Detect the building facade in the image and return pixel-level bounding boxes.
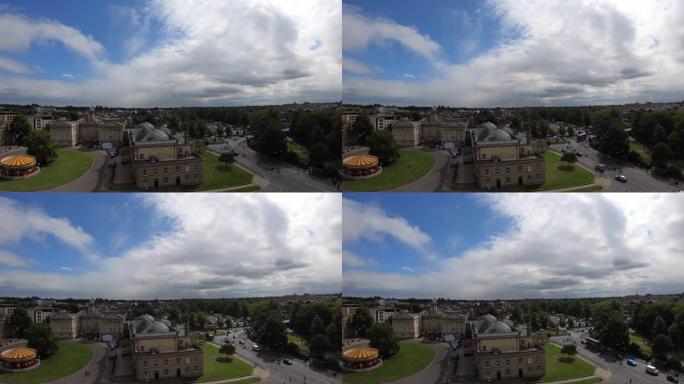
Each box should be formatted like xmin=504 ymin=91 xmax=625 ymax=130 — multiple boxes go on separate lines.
xmin=391 ymin=313 xmax=421 ymax=339
xmin=50 ymin=307 xmax=126 ymax=339
xmin=391 ymin=121 xmax=421 ymax=146
xmin=470 ymin=123 xmax=545 ymax=189
xmin=49 ymin=121 xmax=80 ymax=147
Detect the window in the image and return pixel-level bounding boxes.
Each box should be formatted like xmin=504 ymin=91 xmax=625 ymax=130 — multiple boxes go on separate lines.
xmin=528 ymin=174 xmax=532 ymax=181
xmin=163 ymin=177 xmax=169 ymax=185
xmin=518 ymin=166 xmax=522 ymax=172
xmin=482 ymin=153 xmax=487 ymax=160
xmin=153 ymin=169 xmax=158 ymax=176
xmin=176 ymin=358 xmax=180 ymax=364
xmin=185 ymin=175 xmax=189 ymax=180
xmin=143 ymin=169 xmax=148 ymax=177
xmin=164 ymin=168 xmax=168 ymax=174
xmin=164 ymin=369 xmax=169 ymax=376
xmin=537 ymin=366 xmax=541 ymax=372
xmin=485 ymin=361 xmax=490 ymax=368
xmin=140 ymin=346 xmax=145 ymax=352
xmin=506 ymin=177 xmax=511 ymax=184
xmin=482 ymin=345 xmax=487 ymax=352
xmin=176 ymin=166 xmax=180 ymax=172
xmin=185 ymin=166 xmax=190 ymax=172
xmin=194 ymin=365 xmax=199 ymax=372
xmin=506 ymin=360 xmax=510 ymax=366
xmin=144 ymin=361 xmax=148 ymax=368
xmin=164 ymin=359 xmax=168 ymax=366
xmin=528 ymin=165 xmax=532 ymax=172
xmin=185 ymin=358 xmax=190 ymax=364
xmin=140 ymin=153 xmax=145 ymax=160
xmin=518 ymin=358 xmax=522 ymax=364
xmin=506 ymin=167 xmax=510 ymax=174
xmin=485 ymin=169 xmax=490 ymax=176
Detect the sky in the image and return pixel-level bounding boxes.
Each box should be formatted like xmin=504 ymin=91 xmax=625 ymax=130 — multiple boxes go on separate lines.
xmin=0 ymin=193 xmax=341 ymax=299
xmin=343 ymin=0 xmax=684 ymax=107
xmin=343 ymin=193 xmax=684 ymax=299
xmin=0 ymin=0 xmax=341 ymax=107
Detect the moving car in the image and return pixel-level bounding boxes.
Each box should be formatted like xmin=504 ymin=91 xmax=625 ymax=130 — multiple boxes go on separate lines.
xmin=646 ymin=364 xmax=659 ymax=375
xmin=615 ymin=174 xmax=628 ymax=183
xmin=595 ymin=164 xmax=606 ymax=172
xmin=626 ymin=358 xmax=637 ymax=367
xmin=283 ymin=358 xmax=293 ymax=365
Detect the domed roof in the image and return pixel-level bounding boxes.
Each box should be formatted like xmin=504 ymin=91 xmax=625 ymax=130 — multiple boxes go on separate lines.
xmin=141 ymin=321 xmax=170 ymax=334
xmin=478 ymin=314 xmax=497 ymax=333
xmin=1 ymin=155 xmax=37 ymax=168
xmin=1 ymin=348 xmax=37 ymax=362
xmin=484 ymin=320 xmax=513 ymax=334
xmin=343 ymin=347 xmax=379 ymax=362
xmin=135 ymin=122 xmax=155 ymax=131
xmin=491 ymin=128 xmax=513 ymax=141
xmin=135 ymin=314 xmax=155 ymax=323
xmin=476 ymin=122 xmax=513 ymax=142
xmin=343 ymin=155 xmax=379 ymax=170
xmin=142 ymin=129 xmax=170 ymax=142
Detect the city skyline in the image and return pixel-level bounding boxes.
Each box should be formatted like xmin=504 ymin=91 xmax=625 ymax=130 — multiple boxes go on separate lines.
xmin=0 ymin=0 xmax=341 ymax=107
xmin=343 ymin=193 xmax=684 ymax=299
xmin=343 ymin=0 xmax=684 ymax=107
xmin=0 ymin=193 xmax=342 ymax=299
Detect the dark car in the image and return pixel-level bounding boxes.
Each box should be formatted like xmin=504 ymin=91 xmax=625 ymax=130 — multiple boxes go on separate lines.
xmin=283 ymin=359 xmax=293 ymax=365
xmin=615 ymin=174 xmax=628 ymax=183
xmin=667 ymin=375 xmax=679 ymax=383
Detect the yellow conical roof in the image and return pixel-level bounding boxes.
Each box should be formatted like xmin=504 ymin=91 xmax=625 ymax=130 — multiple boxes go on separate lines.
xmin=0 ymin=155 xmax=37 ymax=168
xmin=1 ymin=347 xmax=37 ymax=362
xmin=343 ymin=155 xmax=379 ymax=170
xmin=342 ymin=347 xmax=379 ymax=362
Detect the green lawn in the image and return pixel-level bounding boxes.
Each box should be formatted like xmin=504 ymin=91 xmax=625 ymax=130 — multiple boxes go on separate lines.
xmin=565 ymin=378 xmax=601 ymax=384
xmin=533 ymin=343 xmax=595 ymax=383
xmin=0 ymin=342 xmax=93 ymax=384
xmin=343 ymin=341 xmax=436 ymax=384
xmin=527 ymin=151 xmax=595 ymax=191
xmin=182 ymin=151 xmax=253 ymax=191
xmin=567 ymin=185 xmax=603 ymax=192
xmin=187 ymin=343 xmax=253 ymax=383
xmin=629 ymin=139 xmax=652 ymax=165
xmin=0 ymin=149 xmax=92 ymax=192
xmin=629 ymin=332 xmax=652 ymax=356
xmin=287 ymin=141 xmax=309 ymax=163
xmin=230 ymin=185 xmax=260 ymax=192
xmin=342 ymin=149 xmax=436 ymax=192
xmin=287 ymin=333 xmax=310 ymax=358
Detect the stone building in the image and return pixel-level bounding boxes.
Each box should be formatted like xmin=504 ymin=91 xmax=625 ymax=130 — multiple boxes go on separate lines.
xmin=78 ymin=113 xmax=127 ymax=146
xmin=49 ymin=121 xmax=79 ymax=147
xmin=127 ymin=123 xmax=203 ymax=190
xmin=50 ymin=313 xmax=79 ymax=339
xmin=471 ymin=314 xmax=545 ymax=381
xmin=391 ymin=121 xmax=421 ymax=146
xmin=391 ymin=313 xmax=421 ymax=339
xmin=129 ymin=314 xmax=203 ymax=381
xmin=469 ymin=122 xmax=545 ymax=189
xmin=49 ymin=306 xmax=126 ymax=339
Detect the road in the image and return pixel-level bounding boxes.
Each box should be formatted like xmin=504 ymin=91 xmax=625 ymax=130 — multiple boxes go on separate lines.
xmin=216 ymin=328 xmax=340 ymax=384
xmin=552 ymin=329 xmax=677 ymax=384
xmin=391 ymin=148 xmax=452 ymax=192
xmin=208 ymin=138 xmax=337 ymax=192
xmin=549 ymin=138 xmax=679 ymax=192
xmin=50 ymin=148 xmax=109 ymax=192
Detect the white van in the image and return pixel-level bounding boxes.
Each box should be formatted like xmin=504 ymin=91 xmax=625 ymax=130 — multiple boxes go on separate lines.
xmin=645 ymin=364 xmax=659 ymax=375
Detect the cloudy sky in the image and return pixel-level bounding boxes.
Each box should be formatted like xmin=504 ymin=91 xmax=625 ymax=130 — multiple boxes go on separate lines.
xmin=343 ymin=193 xmax=684 ymax=299
xmin=343 ymin=0 xmax=684 ymax=107
xmin=0 ymin=194 xmax=341 ymax=299
xmin=0 ymin=0 xmax=341 ymax=107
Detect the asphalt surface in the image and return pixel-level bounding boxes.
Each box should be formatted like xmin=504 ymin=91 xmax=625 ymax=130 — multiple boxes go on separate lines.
xmin=391 ymin=148 xmax=451 ymax=192
xmin=209 ymin=137 xmax=337 ymax=192
xmin=549 ymin=138 xmax=680 ymax=192
xmin=552 ymin=329 xmax=678 ymax=384
xmin=215 ymin=328 xmax=340 ymax=384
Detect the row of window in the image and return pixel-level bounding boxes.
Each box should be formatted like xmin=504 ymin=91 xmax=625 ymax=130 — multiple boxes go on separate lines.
xmin=484 ymin=355 xmax=541 ymax=368
xmin=484 ymin=173 xmax=542 ymax=187
xmin=484 ymin=164 xmax=541 ymax=177
xmin=484 ymin=365 xmax=542 ymax=378
xmin=142 ymin=355 xmax=199 ymax=368
xmin=142 ymin=174 xmax=200 ymax=188
xmin=143 ymin=165 xmax=198 ymax=177
xmin=143 ymin=365 xmax=199 ymax=377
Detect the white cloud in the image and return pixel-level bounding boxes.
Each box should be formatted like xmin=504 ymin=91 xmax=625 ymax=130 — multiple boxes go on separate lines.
xmin=61 ymin=73 xmax=74 ymax=79
xmin=60 ymin=266 xmax=74 ymax=272
xmin=0 ymin=56 xmax=34 ymax=74
xmin=0 ymin=0 xmax=341 ymax=107
xmin=0 ymin=197 xmax=94 ymax=252
xmin=0 ymin=250 xmax=32 ymax=267
xmin=0 ymin=194 xmax=342 ymax=299
xmin=401 ymin=267 xmax=415 ymax=272
xmin=343 ymin=6 xmax=441 ymax=60
xmin=343 ymin=0 xmax=684 ymax=106
xmin=343 ymin=250 xmax=377 ymax=267
xmin=343 ymin=57 xmax=378 ymax=74
xmin=344 ymin=194 xmax=684 ymax=299
xmin=403 ymin=73 xmax=416 ymax=79
xmin=343 ymin=198 xmax=431 ymax=251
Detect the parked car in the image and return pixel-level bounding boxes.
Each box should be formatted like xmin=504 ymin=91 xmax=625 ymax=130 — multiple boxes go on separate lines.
xmin=646 ymin=364 xmax=659 ymax=375
xmin=667 ymin=375 xmax=679 ymax=383
xmin=615 ymin=174 xmax=628 ymax=183
xmin=595 ymin=164 xmax=606 ymax=172
xmin=626 ymin=359 xmax=637 ymax=367
xmin=252 ymin=344 xmax=260 ymax=352
xmin=283 ymin=359 xmax=293 ymax=365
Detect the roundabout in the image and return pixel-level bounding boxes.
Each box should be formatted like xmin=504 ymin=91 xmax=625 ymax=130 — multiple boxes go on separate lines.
xmin=0 ymin=155 xmax=40 ymax=180
xmin=0 ymin=348 xmax=40 ymax=372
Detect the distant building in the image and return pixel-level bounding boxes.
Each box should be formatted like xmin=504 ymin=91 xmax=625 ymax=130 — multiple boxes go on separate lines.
xmin=79 ymin=112 xmax=127 ymax=146
xmin=368 ymin=114 xmax=400 ymax=131
xmin=391 ymin=313 xmax=421 ymax=339
xmin=49 ymin=121 xmax=80 ymax=147
xmin=26 ymin=115 xmax=55 ymax=131
xmin=128 ymin=314 xmax=203 ymax=381
xmin=471 ymin=314 xmax=545 ymax=381
xmin=27 ymin=306 xmax=60 ymax=323
xmin=341 ymin=303 xmax=359 ymax=340
xmin=391 ymin=121 xmax=421 ymax=146
xmin=469 ymin=122 xmax=545 ymax=189
xmin=50 ymin=306 xmax=126 ymax=339
xmin=127 ymin=123 xmax=203 ymax=190
xmin=390 ymin=308 xmax=468 ymax=339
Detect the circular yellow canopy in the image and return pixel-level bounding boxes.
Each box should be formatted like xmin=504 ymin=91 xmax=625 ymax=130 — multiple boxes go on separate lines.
xmin=343 ymin=155 xmax=379 ymax=170
xmin=0 ymin=155 xmax=37 ymax=168
xmin=343 ymin=347 xmax=379 ymax=362
xmin=1 ymin=348 xmax=37 ymax=362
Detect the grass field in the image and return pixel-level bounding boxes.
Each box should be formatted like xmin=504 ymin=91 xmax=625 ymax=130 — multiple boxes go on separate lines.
xmin=342 ymin=149 xmax=436 ymax=192
xmin=567 ymin=185 xmax=603 ymax=192
xmin=342 ymin=341 xmax=436 ymax=384
xmin=629 ymin=139 xmax=652 ymax=165
xmin=534 ymin=343 xmax=595 ymax=382
xmin=629 ymin=332 xmax=652 ymax=356
xmin=287 ymin=332 xmax=310 ymax=357
xmin=528 ymin=151 xmax=595 ymax=191
xmin=187 ymin=343 xmax=253 ymax=383
xmin=0 ymin=149 xmax=92 ymax=192
xmin=182 ymin=151 xmax=253 ymax=191
xmin=0 ymin=343 xmax=93 ymax=384
xmin=287 ymin=141 xmax=309 ymax=163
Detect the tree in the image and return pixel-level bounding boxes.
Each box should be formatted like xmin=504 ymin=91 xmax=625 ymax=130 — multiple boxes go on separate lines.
xmin=368 ymin=322 xmax=400 ymax=357
xmin=352 ymin=115 xmax=374 ymax=145
xmin=10 ymin=305 xmax=32 ymax=338
xmin=25 ymin=130 xmax=58 ymax=164
xmin=219 ymin=343 xmax=236 ymax=361
xmin=591 ymin=301 xmax=629 ymax=350
xmin=561 ymin=344 xmax=577 ymax=361
xmin=652 ymin=142 xmax=673 ymax=169
xmin=9 ymin=115 xmax=32 ymax=145
xmin=652 ymin=334 xmax=672 ymax=359
xmin=351 ymin=306 xmax=374 ymax=338
xmin=560 ymin=152 xmax=578 ymax=169
xmin=249 ymin=300 xmax=288 ymax=351
xmin=25 ymin=322 xmax=59 ymax=358
xmin=367 ymin=130 xmax=400 ymax=165
xmin=254 ymin=124 xmax=287 ymax=158
xmin=218 ymin=152 xmax=236 ymax=169
xmin=309 ymin=333 xmax=332 ymax=360
xmin=216 ymin=125 xmax=225 ymax=138
xmin=308 ymin=142 xmax=331 ymax=169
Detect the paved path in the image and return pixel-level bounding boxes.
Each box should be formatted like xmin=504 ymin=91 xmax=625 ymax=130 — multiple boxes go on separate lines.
xmin=391 ymin=148 xmax=450 ymax=192
xmin=52 ymin=341 xmax=108 ymax=384
xmin=49 ymin=148 xmax=107 ymax=192
xmin=385 ymin=340 xmax=449 ymax=384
